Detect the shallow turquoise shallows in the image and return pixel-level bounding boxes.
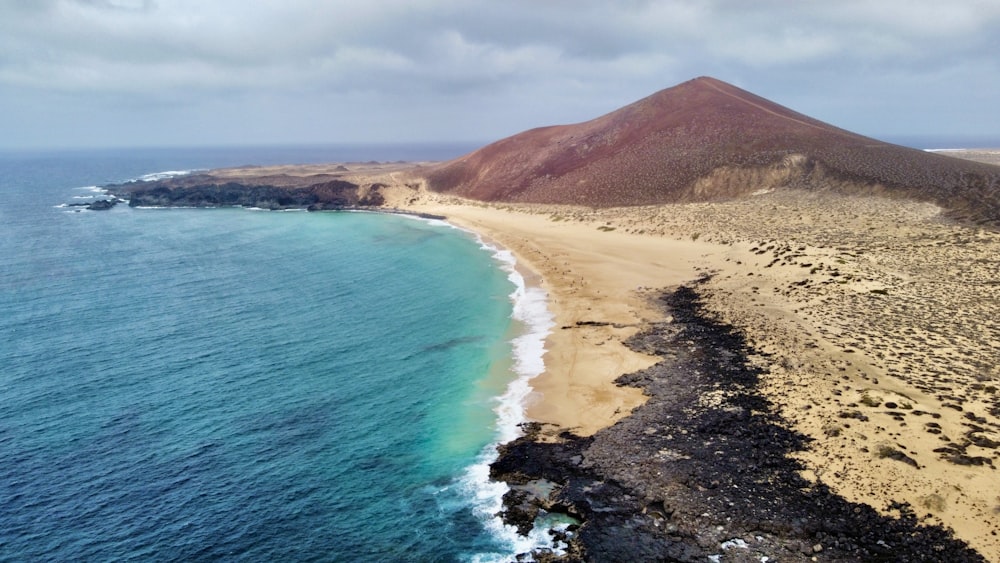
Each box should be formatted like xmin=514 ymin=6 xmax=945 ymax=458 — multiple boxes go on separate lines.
xmin=0 ymin=147 xmax=541 ymax=561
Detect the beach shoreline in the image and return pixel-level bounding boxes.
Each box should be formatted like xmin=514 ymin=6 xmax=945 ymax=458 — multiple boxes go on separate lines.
xmin=414 ymin=202 xmax=724 ymax=437
xmin=112 ymin=153 xmax=1000 ymax=559
xmin=387 ymin=184 xmax=1000 ymax=560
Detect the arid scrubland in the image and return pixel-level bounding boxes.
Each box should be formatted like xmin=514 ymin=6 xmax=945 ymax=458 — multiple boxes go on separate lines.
xmin=413 ymin=184 xmax=1000 ymax=557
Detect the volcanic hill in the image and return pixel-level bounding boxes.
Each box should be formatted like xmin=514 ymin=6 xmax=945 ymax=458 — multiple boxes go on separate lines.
xmin=425 ymin=76 xmax=1000 ymax=224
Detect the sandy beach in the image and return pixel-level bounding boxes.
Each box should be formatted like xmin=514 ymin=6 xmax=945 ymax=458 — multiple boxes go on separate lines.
xmin=126 ymin=152 xmax=1000 ymax=558
xmin=380 ymin=165 xmax=1000 ymax=559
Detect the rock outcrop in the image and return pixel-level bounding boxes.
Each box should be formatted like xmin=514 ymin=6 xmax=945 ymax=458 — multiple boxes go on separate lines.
xmin=118 ymin=177 xmax=384 ymax=210
xmin=66 ymin=197 xmax=121 ymax=211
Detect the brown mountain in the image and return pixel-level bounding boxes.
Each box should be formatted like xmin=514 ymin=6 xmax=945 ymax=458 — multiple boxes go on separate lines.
xmin=425 ymin=76 xmax=1000 ymax=224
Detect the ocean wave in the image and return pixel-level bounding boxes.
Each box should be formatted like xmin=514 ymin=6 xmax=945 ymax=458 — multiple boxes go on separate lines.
xmin=130 ymin=169 xmax=201 ymax=183
xmin=460 ymin=453 xmax=572 ymax=563
xmin=370 ymin=213 xmax=563 ymax=559
xmin=487 ymin=244 xmax=553 ymax=444
xmin=466 ymin=234 xmax=563 ymax=560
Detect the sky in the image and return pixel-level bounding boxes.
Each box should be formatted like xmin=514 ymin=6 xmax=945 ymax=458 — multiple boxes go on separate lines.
xmin=2 ymin=0 xmax=999 ymax=150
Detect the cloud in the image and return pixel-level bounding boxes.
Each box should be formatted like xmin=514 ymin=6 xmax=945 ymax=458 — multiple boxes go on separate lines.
xmin=0 ymin=0 xmax=997 ymax=148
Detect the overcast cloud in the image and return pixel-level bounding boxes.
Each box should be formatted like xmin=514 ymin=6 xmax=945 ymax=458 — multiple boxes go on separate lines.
xmin=1 ymin=0 xmax=998 ymax=149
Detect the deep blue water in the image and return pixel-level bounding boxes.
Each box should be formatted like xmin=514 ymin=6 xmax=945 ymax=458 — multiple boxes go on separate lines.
xmin=0 ymin=146 xmax=550 ymax=561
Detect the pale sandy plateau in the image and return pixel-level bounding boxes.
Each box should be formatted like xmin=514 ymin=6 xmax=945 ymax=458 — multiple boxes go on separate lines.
xmin=929 ymin=149 xmax=1000 ymax=167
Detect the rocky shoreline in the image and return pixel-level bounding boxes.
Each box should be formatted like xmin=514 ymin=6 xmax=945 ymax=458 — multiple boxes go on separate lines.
xmin=108 ymin=177 xmax=385 ymax=210
xmin=97 ymin=180 xmax=448 ymax=223
xmin=65 ymin=196 xmax=123 ymax=211
xmin=490 ymin=278 xmax=984 ymax=562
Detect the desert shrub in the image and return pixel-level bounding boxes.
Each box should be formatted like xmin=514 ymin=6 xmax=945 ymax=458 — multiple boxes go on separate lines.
xmin=919 ymin=494 xmax=946 ymax=512
xmin=860 ymin=393 xmax=882 ymax=407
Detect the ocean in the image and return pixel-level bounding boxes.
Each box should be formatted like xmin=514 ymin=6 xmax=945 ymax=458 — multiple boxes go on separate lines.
xmin=0 ymin=146 xmax=558 ymax=561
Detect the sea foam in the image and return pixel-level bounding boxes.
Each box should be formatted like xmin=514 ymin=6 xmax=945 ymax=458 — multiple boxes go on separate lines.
xmin=131 ymin=169 xmax=201 ymax=183
xmin=488 ymin=244 xmax=552 ymax=444
xmin=404 ymin=214 xmax=564 ymax=559
xmin=466 ymin=232 xmax=565 ymax=560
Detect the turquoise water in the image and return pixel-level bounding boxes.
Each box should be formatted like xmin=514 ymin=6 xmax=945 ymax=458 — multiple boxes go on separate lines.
xmin=0 ymin=148 xmax=554 ymax=561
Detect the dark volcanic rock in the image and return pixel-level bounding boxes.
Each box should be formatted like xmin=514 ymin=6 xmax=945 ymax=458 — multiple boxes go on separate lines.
xmin=86 ymin=198 xmax=119 ymax=210
xmin=66 ymin=197 xmax=120 ymax=210
xmin=491 ymin=279 xmax=985 ymax=562
xmin=120 ymin=179 xmax=382 ymax=210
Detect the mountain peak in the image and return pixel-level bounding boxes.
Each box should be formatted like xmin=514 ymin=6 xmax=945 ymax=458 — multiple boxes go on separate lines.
xmin=425 ymin=77 xmax=1000 ymax=223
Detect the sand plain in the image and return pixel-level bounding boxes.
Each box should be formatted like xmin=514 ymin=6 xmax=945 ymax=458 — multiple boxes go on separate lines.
xmin=381 ymin=169 xmax=1000 ymax=559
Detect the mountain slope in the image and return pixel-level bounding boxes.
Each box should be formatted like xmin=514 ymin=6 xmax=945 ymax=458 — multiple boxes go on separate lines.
xmin=425 ymin=77 xmax=1000 ymax=223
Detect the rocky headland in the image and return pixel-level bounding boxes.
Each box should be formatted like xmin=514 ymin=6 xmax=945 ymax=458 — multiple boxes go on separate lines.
xmin=115 ymin=175 xmax=383 ymax=210
xmin=107 ymin=161 xmax=427 ymax=211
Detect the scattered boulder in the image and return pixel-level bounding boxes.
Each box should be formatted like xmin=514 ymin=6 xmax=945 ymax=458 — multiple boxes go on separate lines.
xmin=87 ymin=198 xmax=118 ymax=210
